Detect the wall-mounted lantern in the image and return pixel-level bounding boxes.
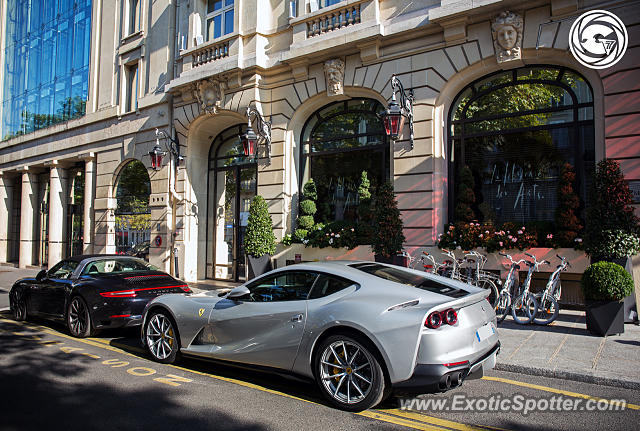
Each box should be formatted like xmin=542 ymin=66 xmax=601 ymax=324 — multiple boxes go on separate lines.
xmin=380 ymin=75 xmax=414 ymax=149
xmin=240 ymin=105 xmax=272 ymax=161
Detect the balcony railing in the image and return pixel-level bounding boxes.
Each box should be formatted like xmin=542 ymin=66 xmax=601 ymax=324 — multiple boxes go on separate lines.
xmin=306 ymin=4 xmax=361 ymax=37
xmin=192 ymin=39 xmax=230 ymax=68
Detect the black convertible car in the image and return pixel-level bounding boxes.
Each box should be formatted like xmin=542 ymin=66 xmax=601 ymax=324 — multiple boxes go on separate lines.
xmin=9 ymin=254 xmax=190 ymax=337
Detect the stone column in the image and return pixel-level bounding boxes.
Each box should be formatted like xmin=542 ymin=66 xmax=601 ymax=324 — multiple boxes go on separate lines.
xmin=0 ymin=173 xmax=10 ymax=263
xmin=48 ymin=163 xmax=68 ymax=265
xmin=83 ymin=155 xmax=95 ymax=254
xmin=19 ymin=169 xmax=38 ymax=268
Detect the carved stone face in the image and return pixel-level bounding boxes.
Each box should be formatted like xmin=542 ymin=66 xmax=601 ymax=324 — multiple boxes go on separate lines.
xmin=324 ymin=59 xmax=345 ymax=96
xmin=497 ymin=25 xmax=517 ymax=50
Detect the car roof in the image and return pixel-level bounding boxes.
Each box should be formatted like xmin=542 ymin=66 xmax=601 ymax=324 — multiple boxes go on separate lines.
xmin=66 ymin=254 xmax=122 ymax=263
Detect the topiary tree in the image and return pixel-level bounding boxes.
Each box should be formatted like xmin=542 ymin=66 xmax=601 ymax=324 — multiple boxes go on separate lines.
xmin=244 ymin=195 xmax=276 ymax=257
xmin=372 ymin=182 xmax=405 ymax=257
xmin=357 ymin=171 xmax=374 ymax=244
xmin=294 ymin=179 xmax=318 ymax=241
xmin=455 ymin=165 xmax=476 ymax=222
xmin=554 ymin=163 xmax=583 ymax=246
xmin=584 ymin=159 xmax=640 ymax=258
xmin=582 ymin=261 xmax=634 ymax=301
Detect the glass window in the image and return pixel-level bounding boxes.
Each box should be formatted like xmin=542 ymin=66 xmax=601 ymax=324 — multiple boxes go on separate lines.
xmin=449 ymin=66 xmax=594 ymax=225
xmin=115 ymin=160 xmax=151 ymax=254
xmin=242 ymin=271 xmax=319 ymax=302
xmin=81 ymin=258 xmax=158 ymax=275
xmin=308 ymin=274 xmax=355 ymax=299
xmin=127 ymin=0 xmax=142 ymax=36
xmin=300 ymin=98 xmax=388 ymax=223
xmin=206 ymin=0 xmax=233 ymax=41
xmin=48 ymin=260 xmax=80 ymax=279
xmin=350 ymin=263 xmax=469 ymax=298
xmin=1 ymin=0 xmax=92 ymax=140
xmin=125 ymin=63 xmax=139 ymax=112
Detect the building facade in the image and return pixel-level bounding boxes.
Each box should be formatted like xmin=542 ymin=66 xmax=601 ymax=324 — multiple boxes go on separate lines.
xmin=0 ymin=0 xmax=639 ymax=285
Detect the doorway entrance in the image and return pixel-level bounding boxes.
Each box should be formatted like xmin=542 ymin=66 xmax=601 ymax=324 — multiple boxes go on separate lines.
xmin=206 ymin=125 xmax=257 ymax=282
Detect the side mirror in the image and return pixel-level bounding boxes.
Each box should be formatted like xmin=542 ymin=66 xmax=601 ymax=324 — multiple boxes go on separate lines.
xmin=36 ymin=270 xmax=47 ymax=282
xmin=226 ymin=285 xmax=250 ymax=299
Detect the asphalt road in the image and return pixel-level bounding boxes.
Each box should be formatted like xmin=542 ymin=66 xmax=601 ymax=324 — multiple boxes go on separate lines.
xmin=1 ymin=313 xmax=638 ymax=431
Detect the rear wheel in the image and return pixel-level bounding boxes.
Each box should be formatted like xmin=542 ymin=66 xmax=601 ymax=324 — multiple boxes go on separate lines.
xmin=533 ymin=293 xmax=559 ymax=325
xmin=478 ymin=278 xmax=499 ymax=308
xmin=145 ymin=311 xmax=180 ymax=364
xmin=511 ymin=292 xmax=538 ymax=325
xmin=315 ymin=334 xmax=387 ymax=411
xmin=495 ymin=291 xmax=511 ymax=323
xmin=10 ymin=288 xmax=27 ymax=321
xmin=67 ymin=296 xmax=93 ymax=338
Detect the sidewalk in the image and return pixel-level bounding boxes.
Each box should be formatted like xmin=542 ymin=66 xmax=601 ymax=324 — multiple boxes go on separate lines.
xmin=496 ymin=309 xmax=640 ymax=389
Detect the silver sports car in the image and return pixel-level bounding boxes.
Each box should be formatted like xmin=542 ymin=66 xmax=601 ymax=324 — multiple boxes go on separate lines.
xmin=141 ymin=261 xmax=499 ymax=411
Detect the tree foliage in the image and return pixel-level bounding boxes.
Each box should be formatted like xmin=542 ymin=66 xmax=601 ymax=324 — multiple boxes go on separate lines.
xmin=244 ymin=195 xmax=276 ymax=257
xmin=454 ymin=165 xmax=476 ymax=222
xmin=554 ymin=163 xmax=583 ymax=246
xmin=372 ymin=182 xmax=405 ymax=257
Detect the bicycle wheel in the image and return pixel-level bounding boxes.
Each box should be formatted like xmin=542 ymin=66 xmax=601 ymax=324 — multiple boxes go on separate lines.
xmin=511 ymin=292 xmax=538 ymax=324
xmin=533 ymin=293 xmax=559 ymax=325
xmin=478 ymin=278 xmax=499 ymax=308
xmin=495 ymin=290 xmax=511 ymax=323
xmin=553 ymin=280 xmax=562 ymax=302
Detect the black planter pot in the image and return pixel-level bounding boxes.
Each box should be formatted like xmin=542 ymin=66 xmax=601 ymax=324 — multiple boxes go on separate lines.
xmin=247 ymin=254 xmax=272 ymax=280
xmin=585 ymin=300 xmax=624 ymax=336
xmin=591 ymin=256 xmax=637 ymax=323
xmin=374 ymin=254 xmax=409 ymax=267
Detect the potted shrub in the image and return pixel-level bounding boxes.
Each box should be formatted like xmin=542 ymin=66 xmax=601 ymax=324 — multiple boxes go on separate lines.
xmin=582 ymin=261 xmax=634 ymax=336
xmin=244 ymin=195 xmax=276 ymax=279
xmin=584 ymin=159 xmax=640 ymax=322
xmin=372 ymin=182 xmax=407 ymax=266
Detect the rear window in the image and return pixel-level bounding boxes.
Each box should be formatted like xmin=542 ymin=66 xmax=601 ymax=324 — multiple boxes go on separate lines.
xmin=349 ymin=263 xmax=468 ymax=298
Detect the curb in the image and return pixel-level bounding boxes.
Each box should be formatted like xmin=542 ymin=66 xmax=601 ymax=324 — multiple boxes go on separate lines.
xmin=495 ymin=362 xmax=640 ymax=390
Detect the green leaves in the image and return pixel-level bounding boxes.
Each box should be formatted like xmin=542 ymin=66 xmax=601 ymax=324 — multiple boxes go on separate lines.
xmin=243 ymin=195 xmax=276 ymax=257
xmin=582 ymin=261 xmax=634 ymax=301
xmin=372 ymin=182 xmax=405 ymax=257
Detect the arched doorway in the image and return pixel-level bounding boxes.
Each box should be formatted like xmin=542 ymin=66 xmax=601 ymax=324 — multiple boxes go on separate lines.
xmin=114 ymin=160 xmax=151 ymax=258
xmin=206 ymin=124 xmax=257 ymax=281
xmin=300 ymin=98 xmax=389 ymax=222
xmin=448 ymin=66 xmax=595 ymax=224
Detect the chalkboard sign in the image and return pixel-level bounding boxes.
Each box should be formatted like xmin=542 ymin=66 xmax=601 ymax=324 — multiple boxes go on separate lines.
xmin=628 ymin=180 xmax=640 ymax=204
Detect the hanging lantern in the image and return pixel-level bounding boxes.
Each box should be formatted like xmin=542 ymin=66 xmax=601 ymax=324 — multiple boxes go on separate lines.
xmin=240 ymin=125 xmax=258 ymax=157
xmin=148 ymin=142 xmax=166 ymax=171
xmin=381 ymin=97 xmax=405 ymax=140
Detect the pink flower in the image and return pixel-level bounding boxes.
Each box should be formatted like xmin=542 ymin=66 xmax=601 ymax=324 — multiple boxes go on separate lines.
xmin=485 ymin=230 xmax=490 ymax=234
xmin=575 ymin=238 xmax=583 ymax=243
xmin=512 ymin=238 xmax=517 ymax=242
xmin=517 ymin=230 xmax=523 ymax=235
xmin=508 ymin=235 xmax=513 ymax=239
xmin=546 ymin=234 xmax=553 ymax=239
xmin=499 ymin=241 xmax=503 ymax=247
xmin=521 ymin=227 xmax=526 ymax=231
xmin=479 ymin=234 xmax=484 ymax=238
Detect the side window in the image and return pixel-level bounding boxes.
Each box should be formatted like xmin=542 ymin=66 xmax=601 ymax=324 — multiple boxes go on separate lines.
xmin=308 ymin=274 xmax=355 ymax=299
xmin=244 ymin=271 xmax=318 ymax=302
xmin=48 ymin=261 xmax=79 ymax=279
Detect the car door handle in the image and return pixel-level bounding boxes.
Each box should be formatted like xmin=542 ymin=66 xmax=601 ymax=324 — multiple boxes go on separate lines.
xmin=290 ymin=314 xmax=303 ymax=322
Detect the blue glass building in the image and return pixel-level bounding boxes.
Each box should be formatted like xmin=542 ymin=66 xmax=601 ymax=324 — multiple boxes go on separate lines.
xmin=2 ymin=0 xmax=92 ymax=140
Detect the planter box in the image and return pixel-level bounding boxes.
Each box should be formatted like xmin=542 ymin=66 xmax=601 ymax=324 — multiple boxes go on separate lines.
xmin=585 ymin=300 xmax=624 ymax=336
xmin=374 ymin=254 xmax=410 ymax=267
xmin=591 ymin=256 xmax=637 ymax=323
xmin=247 ymin=254 xmax=272 ymax=280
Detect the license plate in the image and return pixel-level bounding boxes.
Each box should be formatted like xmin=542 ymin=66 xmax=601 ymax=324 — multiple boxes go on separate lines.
xmin=475 ymin=322 xmax=495 ymax=342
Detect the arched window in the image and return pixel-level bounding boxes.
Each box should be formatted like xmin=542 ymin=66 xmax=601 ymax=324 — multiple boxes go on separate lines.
xmin=448 ymin=66 xmax=595 ymax=224
xmin=115 ymin=160 xmax=151 ymax=256
xmin=300 ymin=98 xmax=388 ymax=222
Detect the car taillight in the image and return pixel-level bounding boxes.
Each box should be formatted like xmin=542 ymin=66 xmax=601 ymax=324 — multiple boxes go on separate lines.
xmin=179 ymin=285 xmax=191 ymax=293
xmin=100 ymin=290 xmax=137 ymax=298
xmin=424 ymin=264 xmax=433 ymax=270
xmin=425 ymin=308 xmax=458 ymax=328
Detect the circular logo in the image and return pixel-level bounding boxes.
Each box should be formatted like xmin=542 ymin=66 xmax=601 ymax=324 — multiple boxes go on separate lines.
xmin=569 ymin=10 xmax=628 ymax=69
xmin=154 ymin=235 xmax=162 ymax=247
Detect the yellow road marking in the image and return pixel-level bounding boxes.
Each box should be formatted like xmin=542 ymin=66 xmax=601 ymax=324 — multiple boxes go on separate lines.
xmin=127 ymin=367 xmax=157 ymax=377
xmin=378 ymin=409 xmax=503 ymax=431
xmin=82 ymin=352 xmax=101 ymax=359
xmin=482 ymin=376 xmax=640 ymax=410
xmin=60 ymin=346 xmax=84 ymax=354
xmin=0 ymin=317 xmax=500 ymax=431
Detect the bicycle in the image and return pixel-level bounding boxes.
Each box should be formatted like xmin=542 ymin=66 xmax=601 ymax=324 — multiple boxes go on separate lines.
xmin=495 ymin=253 xmax=525 ymax=323
xmin=462 ymin=250 xmax=500 ymax=307
xmin=532 ymin=254 xmax=570 ymax=325
xmin=511 ymin=252 xmax=548 ymax=325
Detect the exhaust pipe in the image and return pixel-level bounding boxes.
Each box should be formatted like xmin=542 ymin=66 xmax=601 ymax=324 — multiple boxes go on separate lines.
xmin=452 ymin=372 xmax=463 ymax=387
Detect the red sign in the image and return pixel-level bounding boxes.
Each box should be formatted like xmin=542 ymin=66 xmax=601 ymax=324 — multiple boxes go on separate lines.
xmin=154 ymin=235 xmax=162 ymax=247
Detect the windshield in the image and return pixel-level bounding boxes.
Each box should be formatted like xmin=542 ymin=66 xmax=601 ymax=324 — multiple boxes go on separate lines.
xmin=349 ymin=263 xmax=469 ymax=298
xmin=82 ymin=258 xmax=160 ymax=275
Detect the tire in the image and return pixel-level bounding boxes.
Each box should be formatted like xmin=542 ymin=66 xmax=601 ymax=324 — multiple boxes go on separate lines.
xmin=10 ymin=288 xmax=27 ymax=321
xmin=495 ymin=290 xmax=511 ymax=323
xmin=478 ymin=278 xmax=499 ymax=308
xmin=67 ymin=296 xmax=93 ymax=338
xmin=533 ymin=293 xmax=559 ymax=325
xmin=144 ymin=311 xmax=180 ymax=364
xmin=314 ymin=334 xmax=387 ymax=412
xmin=511 ymin=292 xmax=538 ymax=325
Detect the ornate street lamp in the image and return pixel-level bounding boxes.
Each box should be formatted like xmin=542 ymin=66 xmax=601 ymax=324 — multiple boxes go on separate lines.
xmin=149 ymin=129 xmax=182 ymax=170
xmin=148 ymin=142 xmax=167 ymax=171
xmin=381 ymin=75 xmax=415 ymax=149
xmin=240 ymin=105 xmax=272 ymax=161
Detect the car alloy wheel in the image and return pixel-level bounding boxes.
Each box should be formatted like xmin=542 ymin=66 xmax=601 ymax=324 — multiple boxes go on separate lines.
xmin=67 ymin=296 xmax=92 ymax=338
xmin=11 ymin=290 xmax=27 ymax=321
xmin=316 ymin=335 xmax=386 ymax=411
xmin=145 ymin=312 xmax=179 ymax=364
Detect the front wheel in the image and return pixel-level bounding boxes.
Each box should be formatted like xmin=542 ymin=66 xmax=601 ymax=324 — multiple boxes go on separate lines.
xmin=495 ymin=290 xmax=511 ymax=323
xmin=511 ymin=292 xmax=538 ymax=325
xmin=10 ymin=288 xmax=28 ymax=321
xmin=67 ymin=296 xmax=93 ymax=338
xmin=533 ymin=293 xmax=559 ymax=325
xmin=315 ymin=335 xmax=387 ymax=411
xmin=144 ymin=311 xmax=180 ymax=364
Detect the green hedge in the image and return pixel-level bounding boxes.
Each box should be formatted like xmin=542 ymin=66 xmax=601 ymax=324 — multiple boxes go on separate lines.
xmin=581 ymin=261 xmax=634 ymax=301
